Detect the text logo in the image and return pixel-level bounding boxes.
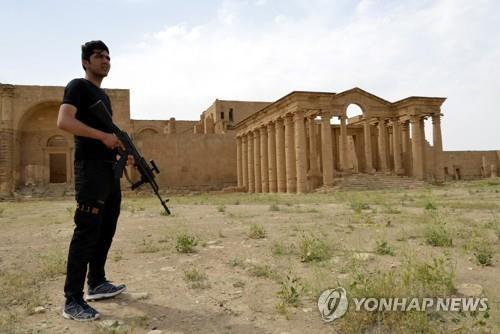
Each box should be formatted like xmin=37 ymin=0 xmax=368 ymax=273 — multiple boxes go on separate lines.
xmin=317 ymin=287 xmax=349 ymax=322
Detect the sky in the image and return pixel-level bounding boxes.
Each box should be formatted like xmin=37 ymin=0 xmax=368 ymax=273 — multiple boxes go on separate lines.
xmin=1 ymin=0 xmax=499 ymax=150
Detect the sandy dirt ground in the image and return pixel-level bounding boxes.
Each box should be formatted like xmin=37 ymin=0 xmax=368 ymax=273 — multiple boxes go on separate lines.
xmin=0 ymin=179 xmax=499 ymax=333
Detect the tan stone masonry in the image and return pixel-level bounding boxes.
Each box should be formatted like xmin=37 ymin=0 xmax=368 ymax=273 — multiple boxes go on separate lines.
xmin=2 ymin=84 xmax=498 ymax=196
xmin=234 ymin=88 xmax=461 ymax=193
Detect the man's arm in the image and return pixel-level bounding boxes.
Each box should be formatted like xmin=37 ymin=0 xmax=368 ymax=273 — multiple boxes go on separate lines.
xmin=57 ymin=103 xmax=122 ymax=149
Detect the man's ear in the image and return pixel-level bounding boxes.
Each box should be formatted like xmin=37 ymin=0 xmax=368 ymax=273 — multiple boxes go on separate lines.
xmin=82 ymin=59 xmax=90 ymax=70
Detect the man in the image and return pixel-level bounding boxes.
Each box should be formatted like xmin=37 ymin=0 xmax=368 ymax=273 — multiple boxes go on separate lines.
xmin=57 ymin=40 xmax=131 ymax=321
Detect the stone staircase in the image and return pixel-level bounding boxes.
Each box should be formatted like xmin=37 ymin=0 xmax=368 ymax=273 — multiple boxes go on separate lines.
xmin=330 ymin=173 xmax=426 ymax=191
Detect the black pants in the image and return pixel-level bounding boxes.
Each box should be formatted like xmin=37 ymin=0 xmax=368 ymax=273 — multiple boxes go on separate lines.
xmin=64 ymin=160 xmax=121 ymax=300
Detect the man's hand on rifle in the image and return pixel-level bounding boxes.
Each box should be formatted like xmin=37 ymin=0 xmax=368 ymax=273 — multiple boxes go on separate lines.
xmin=101 ymin=132 xmax=125 ymax=150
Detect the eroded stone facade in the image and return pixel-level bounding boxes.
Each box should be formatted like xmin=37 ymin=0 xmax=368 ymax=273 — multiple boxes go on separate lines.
xmin=0 ymin=84 xmax=131 ymax=195
xmin=0 ymin=84 xmax=255 ymax=196
xmin=1 ymin=84 xmax=498 ymax=197
xmin=235 ymin=88 xmax=499 ymax=193
xmin=194 ymin=99 xmax=271 ymax=134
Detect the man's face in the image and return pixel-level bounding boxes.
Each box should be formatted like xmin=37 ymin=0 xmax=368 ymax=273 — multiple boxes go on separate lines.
xmin=84 ymin=49 xmax=111 ymax=77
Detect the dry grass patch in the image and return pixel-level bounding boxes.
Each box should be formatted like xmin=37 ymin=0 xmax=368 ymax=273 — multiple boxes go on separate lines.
xmin=0 ymin=271 xmax=43 ymax=315
xmin=248 ymin=223 xmax=266 ymax=239
xmin=183 ymin=266 xmax=209 ymax=289
xmin=38 ymin=248 xmax=67 ymax=279
xmin=136 ymin=238 xmax=163 ymax=254
xmin=336 ymin=256 xmax=458 ymax=333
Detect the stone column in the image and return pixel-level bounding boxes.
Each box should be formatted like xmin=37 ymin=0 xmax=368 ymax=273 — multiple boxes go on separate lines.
xmin=401 ymin=121 xmax=411 ymax=175
xmin=242 ymin=134 xmax=248 ymax=190
xmin=420 ymin=117 xmax=427 ymax=178
xmin=260 ymin=125 xmax=269 ymax=192
xmin=377 ymin=118 xmax=388 ymax=172
xmin=388 ymin=128 xmax=393 ymax=164
xmin=410 ymin=116 xmax=424 ymax=180
xmin=392 ymin=119 xmax=403 ymax=174
xmin=236 ymin=136 xmax=242 ymax=188
xmin=432 ymin=114 xmax=444 ymax=183
xmin=267 ymin=122 xmax=277 ymax=192
xmin=247 ymin=132 xmax=255 ymax=192
xmin=275 ymin=118 xmax=287 ymax=193
xmin=308 ymin=116 xmax=321 ymax=189
xmin=320 ymin=112 xmax=334 ymax=186
xmin=363 ymin=118 xmax=374 ymax=173
xmin=284 ymin=114 xmax=297 ymax=193
xmin=294 ymin=111 xmax=308 ymax=193
xmin=253 ymin=129 xmax=262 ymax=193
xmin=339 ymin=115 xmax=349 ymax=171
xmin=0 ymin=85 xmax=15 ymax=196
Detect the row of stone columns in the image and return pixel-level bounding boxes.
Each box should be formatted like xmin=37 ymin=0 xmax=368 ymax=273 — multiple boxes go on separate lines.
xmin=236 ymin=111 xmax=349 ymax=193
xmin=361 ymin=114 xmax=443 ymax=182
xmin=237 ymin=112 xmax=444 ymax=191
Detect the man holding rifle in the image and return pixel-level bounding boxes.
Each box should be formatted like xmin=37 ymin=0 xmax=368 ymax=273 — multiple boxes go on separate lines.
xmin=57 ymin=40 xmax=131 ymax=321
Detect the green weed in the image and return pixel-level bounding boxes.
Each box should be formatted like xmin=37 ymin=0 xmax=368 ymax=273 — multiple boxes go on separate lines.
xmin=175 ymin=232 xmax=198 ymax=253
xmin=425 ymin=225 xmax=453 ymax=247
xmin=277 ymin=273 xmax=303 ymax=307
xmin=375 ymin=240 xmax=395 ymax=256
xmin=298 ymin=233 xmax=331 ymax=262
xmin=183 ymin=266 xmax=209 ymax=289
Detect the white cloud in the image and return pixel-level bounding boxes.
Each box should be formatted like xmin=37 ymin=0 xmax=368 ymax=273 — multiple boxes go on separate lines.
xmin=106 ymin=0 xmax=500 ymax=150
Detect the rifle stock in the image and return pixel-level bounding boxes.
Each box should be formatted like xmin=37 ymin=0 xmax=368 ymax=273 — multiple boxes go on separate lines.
xmin=89 ymin=100 xmax=171 ymax=215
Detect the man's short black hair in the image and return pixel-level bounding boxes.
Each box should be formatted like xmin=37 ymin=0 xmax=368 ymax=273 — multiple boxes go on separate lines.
xmin=81 ymin=40 xmax=109 ymax=70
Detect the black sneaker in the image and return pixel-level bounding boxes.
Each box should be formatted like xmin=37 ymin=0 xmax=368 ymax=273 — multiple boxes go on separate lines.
xmin=86 ymin=281 xmax=127 ymax=301
xmin=62 ymin=298 xmax=100 ymax=321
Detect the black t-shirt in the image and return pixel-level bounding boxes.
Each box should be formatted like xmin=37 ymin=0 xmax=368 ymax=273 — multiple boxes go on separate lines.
xmin=62 ymin=78 xmax=116 ymax=161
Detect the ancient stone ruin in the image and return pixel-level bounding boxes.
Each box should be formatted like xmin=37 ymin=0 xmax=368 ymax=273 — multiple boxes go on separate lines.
xmin=0 ymin=83 xmax=498 ymax=197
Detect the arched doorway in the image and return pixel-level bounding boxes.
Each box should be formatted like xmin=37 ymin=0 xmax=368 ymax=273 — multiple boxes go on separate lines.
xmin=345 ymin=104 xmax=365 ymax=172
xmin=47 ymin=135 xmax=68 ymax=183
xmin=17 ymin=101 xmax=73 ymax=187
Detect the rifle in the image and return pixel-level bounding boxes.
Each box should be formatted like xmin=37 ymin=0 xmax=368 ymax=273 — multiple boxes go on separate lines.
xmin=89 ymin=100 xmax=171 ymax=215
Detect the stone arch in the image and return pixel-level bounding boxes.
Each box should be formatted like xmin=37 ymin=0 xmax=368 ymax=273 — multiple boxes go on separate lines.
xmin=136 ymin=127 xmax=160 ymax=139
xmin=346 ymin=103 xmax=365 ymax=118
xmin=16 ymin=101 xmax=73 ymax=187
xmin=16 ymin=100 xmax=61 ymax=130
xmin=134 ymin=128 xmax=160 ymax=167
xmin=47 ymin=135 xmax=68 ymax=147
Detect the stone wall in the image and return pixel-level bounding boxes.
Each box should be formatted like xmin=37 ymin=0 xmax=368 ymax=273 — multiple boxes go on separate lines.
xmin=132 ymin=119 xmax=198 ymax=136
xmin=0 ymin=83 xmax=238 ymax=195
xmin=443 ymin=151 xmax=500 ymax=180
xmin=136 ymin=133 xmax=237 ymax=190
xmin=2 ymin=83 xmax=499 ymax=196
